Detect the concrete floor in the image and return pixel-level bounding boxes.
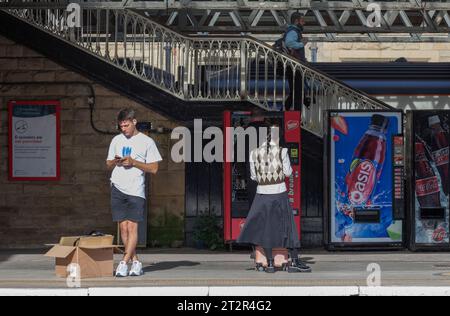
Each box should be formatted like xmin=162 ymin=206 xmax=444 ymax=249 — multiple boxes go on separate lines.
xmin=0 ymin=248 xmax=450 ymax=289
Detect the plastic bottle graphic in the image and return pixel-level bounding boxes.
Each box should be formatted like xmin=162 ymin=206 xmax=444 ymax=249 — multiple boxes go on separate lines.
xmin=428 ymin=115 xmax=449 ymax=196
xmin=415 ymin=142 xmax=441 ymax=208
xmin=346 ymin=115 xmax=389 ymax=206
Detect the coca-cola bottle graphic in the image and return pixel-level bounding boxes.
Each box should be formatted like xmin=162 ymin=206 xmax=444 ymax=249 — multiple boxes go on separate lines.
xmin=428 ymin=115 xmax=449 ymax=196
xmin=415 ymin=142 xmax=441 ymax=208
xmin=346 ymin=115 xmax=389 ymax=206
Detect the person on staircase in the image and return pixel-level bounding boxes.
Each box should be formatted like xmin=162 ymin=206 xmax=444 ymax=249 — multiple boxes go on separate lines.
xmin=284 ymin=13 xmax=312 ymax=111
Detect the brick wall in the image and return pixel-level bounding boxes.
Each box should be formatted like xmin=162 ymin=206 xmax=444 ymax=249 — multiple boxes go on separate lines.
xmin=0 ymin=35 xmax=185 ymax=248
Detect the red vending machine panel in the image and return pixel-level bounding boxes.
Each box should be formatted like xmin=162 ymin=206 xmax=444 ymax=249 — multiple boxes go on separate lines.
xmin=223 ymin=111 xmax=302 ymax=243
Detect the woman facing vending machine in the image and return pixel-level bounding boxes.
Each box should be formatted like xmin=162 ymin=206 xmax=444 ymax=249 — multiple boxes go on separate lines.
xmin=223 ymin=111 xmax=302 ymax=245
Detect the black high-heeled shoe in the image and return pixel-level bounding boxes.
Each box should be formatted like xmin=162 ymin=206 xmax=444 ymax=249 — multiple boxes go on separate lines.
xmin=255 ymin=263 xmax=265 ymax=272
xmin=265 ymin=259 xmax=276 ymax=273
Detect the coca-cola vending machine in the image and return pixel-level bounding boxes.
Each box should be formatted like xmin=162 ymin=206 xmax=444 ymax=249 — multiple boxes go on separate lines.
xmin=325 ymin=110 xmax=405 ymax=249
xmin=406 ymin=111 xmax=450 ymax=251
xmin=223 ymin=111 xmax=302 ymax=244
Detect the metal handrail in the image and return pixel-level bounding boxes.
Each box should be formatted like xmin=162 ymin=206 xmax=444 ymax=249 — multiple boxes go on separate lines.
xmin=4 ymin=7 xmax=393 ymax=136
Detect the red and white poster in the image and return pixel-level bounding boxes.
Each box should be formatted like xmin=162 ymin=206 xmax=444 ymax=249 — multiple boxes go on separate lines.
xmin=9 ymin=101 xmax=61 ymax=181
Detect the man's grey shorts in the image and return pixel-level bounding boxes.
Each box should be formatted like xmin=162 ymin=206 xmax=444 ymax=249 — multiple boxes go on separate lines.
xmin=111 ymin=184 xmax=146 ymax=223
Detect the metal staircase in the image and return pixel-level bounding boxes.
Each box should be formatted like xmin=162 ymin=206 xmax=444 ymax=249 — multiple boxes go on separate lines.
xmin=2 ymin=6 xmax=393 ymax=137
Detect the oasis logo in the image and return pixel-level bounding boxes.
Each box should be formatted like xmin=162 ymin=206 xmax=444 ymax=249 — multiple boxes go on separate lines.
xmin=347 ymin=160 xmax=377 ymax=205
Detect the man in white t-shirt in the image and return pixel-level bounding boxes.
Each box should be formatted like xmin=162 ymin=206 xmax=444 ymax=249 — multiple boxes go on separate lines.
xmin=106 ymin=108 xmax=162 ymax=277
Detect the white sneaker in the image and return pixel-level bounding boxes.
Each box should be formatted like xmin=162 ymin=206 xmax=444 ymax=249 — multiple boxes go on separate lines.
xmin=115 ymin=261 xmax=129 ymax=278
xmin=129 ymin=261 xmax=144 ymax=277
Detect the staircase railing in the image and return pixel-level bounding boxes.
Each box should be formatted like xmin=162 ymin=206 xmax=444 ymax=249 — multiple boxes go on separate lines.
xmin=3 ymin=7 xmax=393 ymax=136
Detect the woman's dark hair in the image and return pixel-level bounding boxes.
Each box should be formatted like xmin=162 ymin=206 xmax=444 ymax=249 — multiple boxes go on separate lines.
xmin=264 ymin=118 xmax=279 ymax=155
xmin=266 ymin=128 xmax=272 ymax=155
xmin=117 ymin=108 xmax=136 ymax=123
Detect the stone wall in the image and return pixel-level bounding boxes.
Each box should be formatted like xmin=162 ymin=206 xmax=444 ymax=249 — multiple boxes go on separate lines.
xmin=0 ymin=35 xmax=185 ymax=248
xmin=316 ymin=42 xmax=450 ymax=62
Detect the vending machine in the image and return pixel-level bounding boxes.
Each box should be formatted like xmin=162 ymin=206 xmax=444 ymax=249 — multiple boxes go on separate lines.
xmin=406 ymin=111 xmax=450 ymax=251
xmin=223 ymin=111 xmax=302 ymax=244
xmin=325 ymin=110 xmax=405 ymax=249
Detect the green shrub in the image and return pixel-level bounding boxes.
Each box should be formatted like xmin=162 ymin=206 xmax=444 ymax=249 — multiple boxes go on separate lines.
xmin=193 ymin=212 xmax=224 ymax=250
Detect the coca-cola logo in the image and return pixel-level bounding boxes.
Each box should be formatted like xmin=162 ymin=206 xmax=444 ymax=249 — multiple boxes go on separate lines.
xmin=432 ymin=147 xmax=449 ymax=167
xmin=416 ymin=151 xmax=427 ymax=162
xmin=347 ymin=160 xmax=377 ymax=205
xmin=287 ymin=120 xmax=299 ymax=131
xmin=416 ymin=176 xmax=440 ymax=197
xmin=433 ymin=227 xmax=447 ymax=242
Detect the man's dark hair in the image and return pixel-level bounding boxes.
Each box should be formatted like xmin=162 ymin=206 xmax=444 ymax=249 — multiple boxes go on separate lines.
xmin=117 ymin=108 xmax=136 ymax=122
xmin=291 ymin=12 xmax=305 ymax=24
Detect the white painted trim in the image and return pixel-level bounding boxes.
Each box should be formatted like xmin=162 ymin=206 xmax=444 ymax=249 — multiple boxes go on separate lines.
xmin=1 ymin=287 xmax=450 ymax=296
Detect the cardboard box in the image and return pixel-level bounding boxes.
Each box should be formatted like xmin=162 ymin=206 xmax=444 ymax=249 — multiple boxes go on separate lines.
xmin=45 ymin=235 xmax=119 ymax=279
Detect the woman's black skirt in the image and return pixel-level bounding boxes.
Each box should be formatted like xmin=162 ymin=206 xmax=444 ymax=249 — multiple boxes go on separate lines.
xmin=237 ymin=192 xmax=301 ymax=249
